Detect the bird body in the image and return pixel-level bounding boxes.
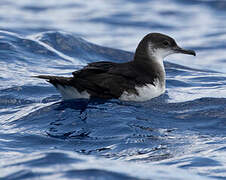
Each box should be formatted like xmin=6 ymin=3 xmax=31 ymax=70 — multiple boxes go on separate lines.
xmin=35 ymin=33 xmax=195 ymax=101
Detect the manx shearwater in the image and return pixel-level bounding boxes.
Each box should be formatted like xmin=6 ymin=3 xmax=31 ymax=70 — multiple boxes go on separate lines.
xmin=35 ymin=33 xmax=196 ymax=101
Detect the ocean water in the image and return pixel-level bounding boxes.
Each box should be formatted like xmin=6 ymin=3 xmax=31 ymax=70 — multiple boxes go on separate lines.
xmin=0 ymin=0 xmax=226 ymax=179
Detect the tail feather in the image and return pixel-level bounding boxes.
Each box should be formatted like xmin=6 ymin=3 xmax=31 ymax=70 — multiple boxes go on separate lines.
xmin=33 ymin=75 xmax=72 ymax=87
xmin=33 ymin=75 xmax=71 ymax=80
xmin=33 ymin=75 xmax=91 ymax=100
xmin=33 ymin=75 xmax=54 ymax=80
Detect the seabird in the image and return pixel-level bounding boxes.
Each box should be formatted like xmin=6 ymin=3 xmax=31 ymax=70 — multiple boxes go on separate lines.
xmin=35 ymin=33 xmax=196 ymax=102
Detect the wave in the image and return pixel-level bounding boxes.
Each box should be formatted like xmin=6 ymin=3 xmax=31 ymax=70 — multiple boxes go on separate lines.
xmin=0 ymin=30 xmax=225 ymax=179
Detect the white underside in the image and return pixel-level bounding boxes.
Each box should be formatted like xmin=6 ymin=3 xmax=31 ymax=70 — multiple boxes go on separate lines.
xmin=56 ymin=85 xmax=90 ymax=100
xmin=119 ymin=79 xmax=165 ymax=102
xmin=55 ymin=80 xmax=165 ymax=102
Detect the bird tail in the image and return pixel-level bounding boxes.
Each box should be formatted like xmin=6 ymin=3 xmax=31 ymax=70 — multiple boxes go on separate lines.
xmin=33 ymin=75 xmax=72 ymax=87
xmin=33 ymin=75 xmax=90 ymax=100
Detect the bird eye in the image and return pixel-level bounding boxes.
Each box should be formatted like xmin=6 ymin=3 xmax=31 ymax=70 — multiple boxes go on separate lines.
xmin=163 ymin=40 xmax=170 ymax=46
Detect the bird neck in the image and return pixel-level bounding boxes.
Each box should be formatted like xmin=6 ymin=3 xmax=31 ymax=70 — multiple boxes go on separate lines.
xmin=133 ymin=54 xmax=166 ymax=88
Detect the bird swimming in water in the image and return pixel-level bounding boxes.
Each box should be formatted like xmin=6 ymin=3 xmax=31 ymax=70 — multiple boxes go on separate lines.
xmin=35 ymin=33 xmax=196 ymax=102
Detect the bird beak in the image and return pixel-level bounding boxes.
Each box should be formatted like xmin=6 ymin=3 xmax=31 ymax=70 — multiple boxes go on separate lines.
xmin=174 ymin=46 xmax=196 ymax=56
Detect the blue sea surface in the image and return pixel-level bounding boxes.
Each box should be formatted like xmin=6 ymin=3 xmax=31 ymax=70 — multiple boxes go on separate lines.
xmin=0 ymin=0 xmax=226 ymax=179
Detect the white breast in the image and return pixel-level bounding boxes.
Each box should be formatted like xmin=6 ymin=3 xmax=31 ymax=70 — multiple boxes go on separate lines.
xmin=119 ymin=79 xmax=165 ymax=102
xmin=55 ymin=85 xmax=90 ymax=100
